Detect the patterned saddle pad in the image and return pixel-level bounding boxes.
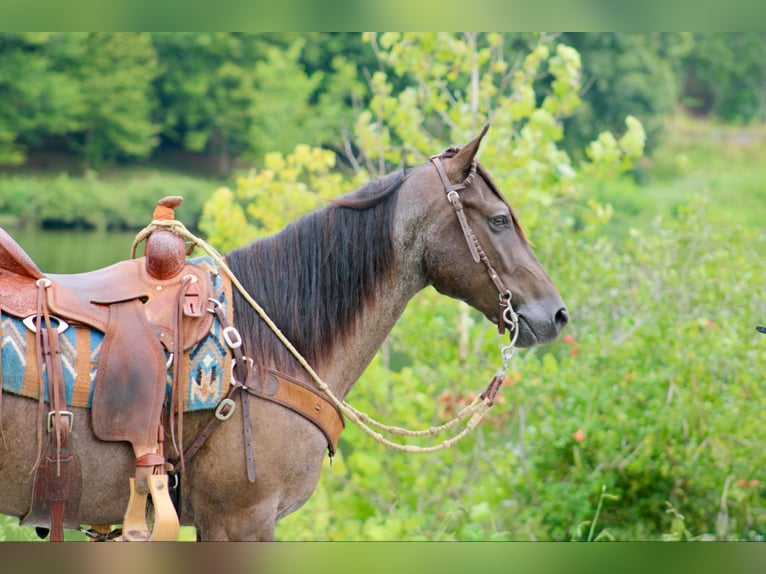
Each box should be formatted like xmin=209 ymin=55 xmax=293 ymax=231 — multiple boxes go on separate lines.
xmin=0 ymin=256 xmax=232 ymax=413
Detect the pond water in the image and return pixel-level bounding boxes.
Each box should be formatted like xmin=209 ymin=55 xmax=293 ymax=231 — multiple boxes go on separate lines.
xmin=7 ymin=228 xmax=142 ymax=274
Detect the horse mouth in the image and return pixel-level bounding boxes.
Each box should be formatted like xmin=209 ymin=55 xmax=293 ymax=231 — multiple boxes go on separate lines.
xmin=490 ymin=308 xmax=559 ymax=348
xmin=511 ymin=314 xmax=539 ymax=347
xmin=491 ymin=310 xmax=538 ymax=348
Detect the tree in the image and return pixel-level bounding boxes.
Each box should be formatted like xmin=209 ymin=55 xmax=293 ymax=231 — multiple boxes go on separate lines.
xmin=683 ymin=33 xmax=766 ymax=123
xmin=65 ymin=33 xmax=161 ymax=170
xmin=559 ymin=33 xmax=690 ymax=156
xmin=0 ymin=33 xmax=84 ymax=165
xmin=249 ymin=38 xmax=363 ymax=162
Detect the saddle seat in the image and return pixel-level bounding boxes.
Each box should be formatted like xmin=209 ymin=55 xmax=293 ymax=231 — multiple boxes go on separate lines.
xmin=0 ymin=234 xmax=213 ymax=355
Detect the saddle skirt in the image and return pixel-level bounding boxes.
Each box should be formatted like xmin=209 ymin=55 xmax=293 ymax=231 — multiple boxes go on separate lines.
xmin=0 ymin=256 xmax=233 ymax=413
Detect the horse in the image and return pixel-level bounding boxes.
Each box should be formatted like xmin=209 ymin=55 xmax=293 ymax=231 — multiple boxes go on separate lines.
xmin=0 ymin=127 xmax=568 ymax=541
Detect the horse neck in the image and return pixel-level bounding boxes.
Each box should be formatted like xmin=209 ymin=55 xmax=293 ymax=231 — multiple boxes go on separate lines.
xmin=319 ymin=247 xmax=425 ymax=399
xmin=227 ymin=178 xmax=431 ymax=400
xmin=318 ymin=174 xmax=438 ymax=397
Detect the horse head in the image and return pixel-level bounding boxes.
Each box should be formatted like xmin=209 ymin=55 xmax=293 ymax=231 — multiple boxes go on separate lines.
xmin=414 ymin=125 xmax=568 ymax=347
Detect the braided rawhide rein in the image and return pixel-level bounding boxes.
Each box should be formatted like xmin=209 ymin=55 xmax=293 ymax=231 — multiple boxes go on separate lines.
xmin=132 ymin=219 xmax=513 ymax=453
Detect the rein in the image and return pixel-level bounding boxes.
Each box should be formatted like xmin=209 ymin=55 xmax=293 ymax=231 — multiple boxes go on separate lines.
xmin=133 ymin=158 xmax=518 ymax=453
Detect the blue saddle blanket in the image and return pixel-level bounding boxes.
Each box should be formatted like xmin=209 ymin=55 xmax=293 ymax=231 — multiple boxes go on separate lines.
xmin=0 ymin=256 xmax=232 ymax=412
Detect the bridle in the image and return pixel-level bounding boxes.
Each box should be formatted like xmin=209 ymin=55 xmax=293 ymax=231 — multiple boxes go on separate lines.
xmin=430 ymin=149 xmax=520 ymax=347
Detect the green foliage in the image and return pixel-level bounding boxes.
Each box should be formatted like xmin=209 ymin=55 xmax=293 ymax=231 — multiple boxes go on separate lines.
xmin=350 ymin=33 xmax=644 ymax=237
xmin=0 ymin=168 xmax=215 ymax=230
xmin=0 ymin=33 xmax=85 ymax=165
xmin=249 ymin=39 xmax=363 ymax=163
xmin=586 ymin=113 xmax=766 ymax=241
xmin=683 ymin=33 xmax=766 ymax=123
xmin=0 ymin=514 xmax=36 ymax=541
xmin=560 ymin=33 xmax=688 ymax=156
xmin=153 ymin=33 xmax=360 ymax=175
xmin=199 ymin=144 xmax=354 ymax=251
xmin=1 ymin=33 xmax=764 ymax=175
xmin=70 ymin=33 xmax=161 ymax=169
xmin=273 ymin=194 xmax=766 ymax=542
xmin=0 ymin=33 xmax=161 ymax=170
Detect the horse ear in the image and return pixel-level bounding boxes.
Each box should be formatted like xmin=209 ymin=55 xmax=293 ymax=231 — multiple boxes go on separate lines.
xmin=445 ymin=124 xmax=490 ymax=182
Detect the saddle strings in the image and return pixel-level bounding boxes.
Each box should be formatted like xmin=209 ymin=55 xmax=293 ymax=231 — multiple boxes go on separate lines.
xmin=134 ymin=219 xmax=509 ymax=454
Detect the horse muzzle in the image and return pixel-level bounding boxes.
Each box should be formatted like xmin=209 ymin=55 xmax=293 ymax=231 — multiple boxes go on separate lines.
xmin=511 ymin=302 xmax=569 ymax=347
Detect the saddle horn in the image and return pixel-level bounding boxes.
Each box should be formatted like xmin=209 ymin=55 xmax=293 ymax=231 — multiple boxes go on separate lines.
xmin=145 ymin=196 xmax=187 ymax=280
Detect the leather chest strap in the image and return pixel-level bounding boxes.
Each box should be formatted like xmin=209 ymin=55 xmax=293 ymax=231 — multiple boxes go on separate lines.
xmin=251 ymin=369 xmax=345 ymax=456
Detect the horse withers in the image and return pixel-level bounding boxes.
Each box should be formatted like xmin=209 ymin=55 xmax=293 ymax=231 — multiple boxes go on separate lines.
xmin=0 ymin=126 xmax=567 ymax=541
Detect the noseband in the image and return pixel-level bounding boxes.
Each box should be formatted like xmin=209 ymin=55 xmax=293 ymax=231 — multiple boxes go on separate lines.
xmin=430 ymin=150 xmax=519 ymax=345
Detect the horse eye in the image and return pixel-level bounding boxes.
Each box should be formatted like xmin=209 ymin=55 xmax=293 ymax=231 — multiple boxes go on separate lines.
xmin=489 ymin=215 xmax=510 ymax=230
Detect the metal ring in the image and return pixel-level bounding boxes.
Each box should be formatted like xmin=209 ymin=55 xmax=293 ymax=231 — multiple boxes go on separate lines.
xmin=503 ymin=305 xmax=518 ymax=328
xmin=230 ymin=357 xmax=254 ymax=385
xmin=22 ymin=315 xmax=69 ymax=334
xmin=207 ymin=297 xmax=222 ymax=314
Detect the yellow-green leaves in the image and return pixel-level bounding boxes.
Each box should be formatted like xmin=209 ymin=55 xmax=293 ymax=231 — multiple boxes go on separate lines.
xmin=199 ymin=144 xmax=352 ymax=252
xmin=199 ymin=187 xmax=255 ymax=254
xmin=584 ymin=115 xmax=647 ymax=180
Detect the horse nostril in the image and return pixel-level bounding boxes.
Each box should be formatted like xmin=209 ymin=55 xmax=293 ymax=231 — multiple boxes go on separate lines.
xmin=554 ymin=307 xmax=569 ymax=330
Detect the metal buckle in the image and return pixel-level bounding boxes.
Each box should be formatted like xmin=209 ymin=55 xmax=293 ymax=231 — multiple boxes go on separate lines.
xmin=215 ymin=398 xmax=236 ymax=421
xmin=23 ymin=315 xmax=69 ymax=334
xmin=223 ymin=326 xmax=242 ymax=349
xmin=47 ymin=410 xmax=74 ymax=433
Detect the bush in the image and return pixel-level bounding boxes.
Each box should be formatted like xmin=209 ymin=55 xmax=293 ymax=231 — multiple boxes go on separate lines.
xmin=0 ymin=169 xmax=216 ymax=230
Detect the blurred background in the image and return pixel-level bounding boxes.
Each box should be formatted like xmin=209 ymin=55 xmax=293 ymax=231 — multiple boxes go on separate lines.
xmin=1 ymin=32 xmax=765 ymax=541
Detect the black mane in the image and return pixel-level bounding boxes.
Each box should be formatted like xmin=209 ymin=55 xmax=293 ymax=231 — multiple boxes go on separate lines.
xmin=225 ymin=169 xmax=406 ymax=375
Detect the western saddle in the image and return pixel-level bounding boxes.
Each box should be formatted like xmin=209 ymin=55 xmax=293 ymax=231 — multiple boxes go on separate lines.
xmin=0 ymin=196 xmax=213 ymax=541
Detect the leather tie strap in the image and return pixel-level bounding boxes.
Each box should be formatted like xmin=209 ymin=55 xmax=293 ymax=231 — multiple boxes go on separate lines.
xmin=169 ymin=275 xmax=194 ymax=471
xmin=175 ymin=376 xmax=245 ymax=472
xmin=25 ymin=278 xmax=81 ymax=542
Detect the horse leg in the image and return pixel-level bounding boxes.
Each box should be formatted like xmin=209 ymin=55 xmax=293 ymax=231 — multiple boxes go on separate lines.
xmin=194 ymin=499 xmax=278 ymax=541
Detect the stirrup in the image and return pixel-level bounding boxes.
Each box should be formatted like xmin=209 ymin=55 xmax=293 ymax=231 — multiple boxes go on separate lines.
xmin=120 ymin=475 xmax=180 ymax=542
